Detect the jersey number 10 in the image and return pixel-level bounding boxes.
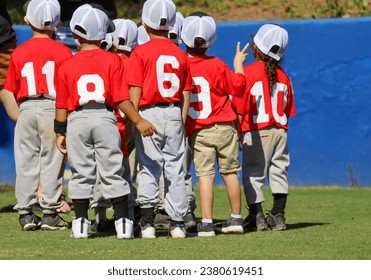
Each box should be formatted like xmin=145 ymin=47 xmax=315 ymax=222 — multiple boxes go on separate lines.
xmin=251 ymin=81 xmax=288 ymax=126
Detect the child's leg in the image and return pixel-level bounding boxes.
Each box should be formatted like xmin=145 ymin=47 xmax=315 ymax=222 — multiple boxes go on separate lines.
xmin=73 ymin=199 xmax=90 ymax=219
xmin=197 ymin=174 xmax=216 ymax=237
xmin=72 ymin=198 xmax=92 ymax=239
xmin=266 ymin=129 xmax=289 ymax=230
xmin=91 ymin=175 xmax=110 ymax=230
xmin=198 ymin=174 xmax=215 ymax=220
xmin=221 ymin=171 xmax=241 ymax=215
xmin=218 ymin=172 xmax=244 ymax=234
xmin=184 ymin=137 xmax=197 ymax=228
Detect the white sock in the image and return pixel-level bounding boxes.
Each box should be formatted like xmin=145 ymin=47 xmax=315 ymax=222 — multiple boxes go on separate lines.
xmin=231 ymin=213 xmax=242 ymax=219
xmin=201 ymin=219 xmax=213 ymax=224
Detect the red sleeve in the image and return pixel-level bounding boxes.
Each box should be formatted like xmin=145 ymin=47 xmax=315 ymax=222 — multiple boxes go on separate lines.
xmin=55 ymin=68 xmax=69 ymax=109
xmin=111 ymin=56 xmax=129 ymax=104
xmin=182 ymin=60 xmax=193 ymax=91
xmin=285 ymin=83 xmax=296 ymax=118
xmin=221 ymin=62 xmax=246 ymax=97
xmin=126 ymin=49 xmax=143 ymax=88
xmin=3 ymin=56 xmax=19 ymax=96
xmin=231 ymin=68 xmax=250 ymax=116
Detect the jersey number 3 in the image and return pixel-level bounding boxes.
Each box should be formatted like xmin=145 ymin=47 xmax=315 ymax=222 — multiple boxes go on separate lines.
xmin=188 ymin=76 xmax=212 ymax=120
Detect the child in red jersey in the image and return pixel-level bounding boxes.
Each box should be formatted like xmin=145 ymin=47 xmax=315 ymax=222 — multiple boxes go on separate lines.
xmin=232 ymin=24 xmax=296 ymax=231
xmin=90 ymin=22 xmax=140 ymax=232
xmin=126 ymin=0 xmax=193 ymax=239
xmin=152 ymin=10 xmax=198 ymax=230
xmin=181 ymin=12 xmax=249 ymax=237
xmin=111 ymin=17 xmax=140 ymax=214
xmin=4 ymin=0 xmax=72 ymax=231
xmin=54 ymin=3 xmax=156 ymax=239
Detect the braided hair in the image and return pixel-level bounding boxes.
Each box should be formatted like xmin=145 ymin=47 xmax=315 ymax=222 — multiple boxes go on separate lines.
xmin=253 ymin=44 xmax=280 ymax=93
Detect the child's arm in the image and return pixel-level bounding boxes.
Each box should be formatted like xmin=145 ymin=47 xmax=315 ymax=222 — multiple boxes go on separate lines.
xmin=233 ymin=42 xmax=249 ymax=74
xmin=117 ymin=99 xmax=157 ymax=137
xmin=0 ymin=89 xmax=19 ymax=122
xmin=181 ymin=90 xmax=190 ymax=126
xmin=54 ymin=108 xmax=68 ymax=155
xmin=129 ymin=86 xmax=141 ymax=111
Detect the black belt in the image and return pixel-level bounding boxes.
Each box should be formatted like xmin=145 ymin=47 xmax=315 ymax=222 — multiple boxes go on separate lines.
xmin=20 ymin=96 xmax=52 ymax=103
xmin=75 ymin=105 xmax=114 ymax=112
xmin=155 ymin=102 xmax=180 ymax=107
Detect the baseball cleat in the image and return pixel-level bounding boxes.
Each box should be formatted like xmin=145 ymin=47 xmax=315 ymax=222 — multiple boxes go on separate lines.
xmin=140 ymin=223 xmax=156 ymax=239
xmin=197 ymin=222 xmax=215 ymax=237
xmin=115 ymin=218 xmax=134 ymax=239
xmin=169 ymin=220 xmax=186 ymax=238
xmin=183 ymin=212 xmax=197 ymax=229
xmin=215 ymin=217 xmax=244 ymax=234
xmin=153 ymin=210 xmax=170 ymax=228
xmin=19 ymin=213 xmax=42 ymax=231
xmin=41 ymin=214 xmax=69 ymax=230
xmin=266 ymin=212 xmax=287 ymax=231
xmin=243 ymin=212 xmax=268 ymax=232
xmin=71 ymin=217 xmax=91 ymax=238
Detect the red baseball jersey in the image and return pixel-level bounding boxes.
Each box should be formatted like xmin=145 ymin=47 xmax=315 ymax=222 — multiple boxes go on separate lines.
xmin=185 ymin=55 xmax=246 ymax=137
xmin=56 ymin=49 xmax=128 ymax=111
xmin=126 ymin=38 xmax=193 ymax=108
xmin=232 ymin=61 xmax=296 ymax=132
xmin=4 ymin=37 xmax=72 ymax=102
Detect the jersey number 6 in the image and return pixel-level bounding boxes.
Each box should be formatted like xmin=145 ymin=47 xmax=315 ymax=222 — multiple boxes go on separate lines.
xmin=156 ymin=55 xmax=180 ymax=98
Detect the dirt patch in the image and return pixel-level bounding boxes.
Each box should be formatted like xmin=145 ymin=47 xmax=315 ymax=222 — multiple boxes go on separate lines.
xmin=173 ymin=0 xmax=367 ymax=22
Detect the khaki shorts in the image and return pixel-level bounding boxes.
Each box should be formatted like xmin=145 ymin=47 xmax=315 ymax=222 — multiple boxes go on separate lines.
xmin=0 ymin=38 xmax=17 ymax=89
xmin=190 ymin=122 xmax=241 ymax=177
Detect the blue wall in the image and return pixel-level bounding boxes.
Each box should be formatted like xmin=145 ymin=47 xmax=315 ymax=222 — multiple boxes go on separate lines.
xmin=1 ymin=18 xmax=371 ymax=186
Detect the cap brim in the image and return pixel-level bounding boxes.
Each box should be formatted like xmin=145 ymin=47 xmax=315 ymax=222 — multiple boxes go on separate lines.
xmin=23 ymin=0 xmax=31 ymax=13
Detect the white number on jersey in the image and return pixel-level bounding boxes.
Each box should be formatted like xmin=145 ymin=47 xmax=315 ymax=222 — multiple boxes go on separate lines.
xmin=21 ymin=61 xmax=56 ymax=98
xmin=156 ymin=55 xmax=180 ymax=98
xmin=118 ymin=109 xmax=126 ymax=118
xmin=251 ymin=81 xmax=288 ymax=125
xmin=188 ymin=76 xmax=212 ymax=120
xmin=77 ymin=74 xmax=105 ymax=105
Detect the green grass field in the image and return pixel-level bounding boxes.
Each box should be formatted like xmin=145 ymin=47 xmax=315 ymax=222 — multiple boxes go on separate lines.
xmin=0 ymin=185 xmax=370 ymax=260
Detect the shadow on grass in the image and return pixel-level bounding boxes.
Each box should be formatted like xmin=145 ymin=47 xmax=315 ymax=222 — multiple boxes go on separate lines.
xmin=0 ymin=205 xmax=16 ymax=213
xmin=287 ymin=222 xmax=329 ymax=230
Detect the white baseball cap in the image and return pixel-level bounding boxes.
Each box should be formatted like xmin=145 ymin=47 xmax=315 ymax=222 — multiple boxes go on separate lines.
xmin=100 ymin=33 xmax=113 ymax=51
xmin=253 ymin=24 xmax=288 ymax=61
xmin=23 ymin=0 xmax=60 ymax=31
xmin=70 ymin=4 xmax=115 ymax=41
xmin=141 ymin=0 xmax=176 ymax=31
xmin=181 ymin=12 xmax=216 ymax=48
xmin=137 ymin=24 xmax=150 ymax=45
xmin=168 ymin=12 xmax=184 ymax=44
xmin=112 ymin=19 xmax=138 ymax=51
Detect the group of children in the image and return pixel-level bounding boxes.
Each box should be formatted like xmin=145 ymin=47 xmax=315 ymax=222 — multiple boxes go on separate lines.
xmin=1 ymin=0 xmax=296 ymax=239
